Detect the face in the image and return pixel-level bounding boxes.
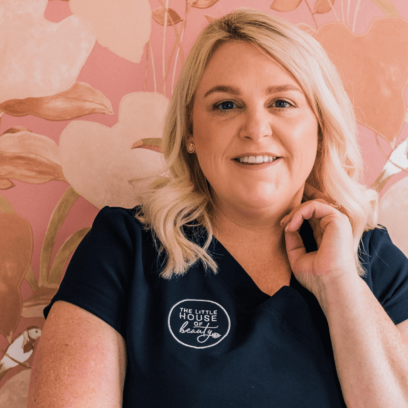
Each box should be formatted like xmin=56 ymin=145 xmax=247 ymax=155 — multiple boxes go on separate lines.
xmin=189 ymin=41 xmax=319 ymax=218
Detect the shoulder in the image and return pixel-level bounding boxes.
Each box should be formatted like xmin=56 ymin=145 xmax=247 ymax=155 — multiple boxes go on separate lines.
xmin=359 ymin=224 xmax=404 ymax=267
xmin=93 ymin=205 xmax=146 ymax=238
xmin=359 ymin=224 xmax=408 ymax=324
xmin=95 ymin=205 xmax=142 ymax=224
xmin=97 ymin=205 xmax=166 ymax=263
xmin=74 ymin=205 xmax=156 ymax=266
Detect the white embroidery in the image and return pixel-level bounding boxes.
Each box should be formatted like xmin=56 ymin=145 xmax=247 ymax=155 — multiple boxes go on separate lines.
xmin=168 ymin=299 xmax=231 ymax=349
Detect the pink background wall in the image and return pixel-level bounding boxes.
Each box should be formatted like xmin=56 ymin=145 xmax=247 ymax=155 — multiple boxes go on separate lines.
xmin=0 ymin=0 xmax=408 ymax=404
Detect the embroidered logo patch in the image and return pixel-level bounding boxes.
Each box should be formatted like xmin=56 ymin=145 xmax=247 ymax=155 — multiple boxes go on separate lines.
xmin=168 ymin=299 xmax=231 ymax=349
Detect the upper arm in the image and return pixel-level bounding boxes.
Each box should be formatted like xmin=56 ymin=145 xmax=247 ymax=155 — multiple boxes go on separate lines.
xmin=397 ymin=319 xmax=408 ymax=345
xmin=28 ymin=300 xmax=127 ymax=408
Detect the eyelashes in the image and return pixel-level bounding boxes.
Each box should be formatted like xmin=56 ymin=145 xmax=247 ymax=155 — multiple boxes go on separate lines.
xmin=272 ymin=100 xmax=293 ymax=109
xmin=211 ymin=99 xmax=294 ymax=113
xmin=213 ymin=101 xmax=237 ymax=111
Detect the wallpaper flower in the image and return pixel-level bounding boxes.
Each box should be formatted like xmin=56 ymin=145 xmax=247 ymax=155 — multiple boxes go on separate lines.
xmin=0 ymin=0 xmax=407 ymax=404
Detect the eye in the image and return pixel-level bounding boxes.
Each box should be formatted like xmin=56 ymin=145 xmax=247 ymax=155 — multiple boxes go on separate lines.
xmin=272 ymin=99 xmax=293 ymax=109
xmin=212 ymin=100 xmax=238 ymax=112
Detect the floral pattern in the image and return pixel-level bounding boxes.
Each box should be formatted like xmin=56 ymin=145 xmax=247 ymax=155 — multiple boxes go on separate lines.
xmin=0 ymin=0 xmax=407 ymax=404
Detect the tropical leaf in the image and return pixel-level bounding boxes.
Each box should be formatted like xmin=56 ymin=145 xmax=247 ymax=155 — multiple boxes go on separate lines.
xmin=296 ymin=23 xmax=316 ymax=36
xmin=370 ymin=0 xmax=400 ymax=17
xmin=131 ymin=137 xmax=162 ymax=153
xmin=0 ymin=131 xmax=64 ymax=188
xmin=1 ymin=193 xmax=37 ymax=294
xmin=21 ymin=287 xmax=59 ymax=318
xmin=0 ymin=194 xmax=15 ymax=213
xmin=1 ymin=126 xmax=32 ymax=136
xmin=0 ymin=82 xmax=114 ymax=121
xmin=152 ymin=7 xmax=182 ymax=25
xmin=38 ymin=186 xmax=80 ymax=287
xmin=0 ymin=213 xmax=33 ymax=342
xmin=25 ymin=266 xmax=39 ymax=293
xmin=314 ymin=0 xmax=335 ymax=14
xmin=0 ymin=156 xmax=64 ymax=187
xmin=189 ymin=0 xmax=219 ymax=9
xmin=270 ymin=0 xmax=302 ymax=12
xmin=0 ymin=180 xmax=14 ymax=190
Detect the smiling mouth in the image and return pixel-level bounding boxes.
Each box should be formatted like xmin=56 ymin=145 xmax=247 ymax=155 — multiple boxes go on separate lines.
xmin=233 ymin=156 xmax=280 ymax=164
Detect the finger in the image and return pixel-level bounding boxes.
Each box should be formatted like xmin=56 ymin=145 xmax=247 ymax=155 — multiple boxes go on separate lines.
xmin=286 ymin=200 xmax=337 ymax=232
xmin=305 ymin=199 xmax=329 ymax=229
xmin=284 ymin=227 xmax=307 ymax=268
xmin=283 ymin=198 xmax=330 ymax=227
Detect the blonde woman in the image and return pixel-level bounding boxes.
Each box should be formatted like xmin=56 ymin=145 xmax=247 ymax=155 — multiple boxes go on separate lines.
xmin=29 ymin=8 xmax=408 ymax=407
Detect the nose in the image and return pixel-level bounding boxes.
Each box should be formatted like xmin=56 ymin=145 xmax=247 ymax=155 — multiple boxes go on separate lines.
xmin=239 ymin=107 xmax=273 ymax=141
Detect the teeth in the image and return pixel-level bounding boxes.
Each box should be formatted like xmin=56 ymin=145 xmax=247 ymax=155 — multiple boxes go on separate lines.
xmin=238 ymin=155 xmax=278 ymax=164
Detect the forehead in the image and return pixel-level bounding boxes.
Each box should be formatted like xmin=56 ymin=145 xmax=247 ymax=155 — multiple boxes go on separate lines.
xmin=195 ymin=41 xmax=303 ymax=96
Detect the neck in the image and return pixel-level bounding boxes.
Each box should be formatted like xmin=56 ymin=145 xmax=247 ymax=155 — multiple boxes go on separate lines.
xmin=211 ymin=199 xmax=301 ymax=252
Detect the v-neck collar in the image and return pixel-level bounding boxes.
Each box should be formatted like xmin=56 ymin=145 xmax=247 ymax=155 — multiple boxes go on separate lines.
xmin=207 ymin=219 xmax=318 ymax=311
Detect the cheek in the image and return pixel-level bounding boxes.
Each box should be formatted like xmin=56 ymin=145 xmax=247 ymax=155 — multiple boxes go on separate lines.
xmin=193 ymin=113 xmax=211 ymax=146
xmin=295 ymin=143 xmax=318 ymax=170
xmin=302 ymin=139 xmax=319 ymax=176
xmin=286 ymin=124 xmax=318 ymax=170
xmin=194 ymin=122 xmax=226 ymax=154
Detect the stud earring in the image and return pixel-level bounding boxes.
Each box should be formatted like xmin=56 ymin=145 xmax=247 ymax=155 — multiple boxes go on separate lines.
xmin=187 ymin=143 xmax=195 ymax=154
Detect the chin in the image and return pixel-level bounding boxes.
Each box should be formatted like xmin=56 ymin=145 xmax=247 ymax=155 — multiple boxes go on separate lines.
xmin=235 ymin=195 xmax=279 ymax=211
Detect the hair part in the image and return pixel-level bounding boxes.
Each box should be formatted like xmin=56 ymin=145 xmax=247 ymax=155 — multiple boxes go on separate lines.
xmin=134 ymin=7 xmax=384 ymax=279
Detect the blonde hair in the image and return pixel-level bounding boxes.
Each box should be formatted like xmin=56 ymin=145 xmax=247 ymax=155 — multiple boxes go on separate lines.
xmin=134 ymin=7 xmax=384 ymax=279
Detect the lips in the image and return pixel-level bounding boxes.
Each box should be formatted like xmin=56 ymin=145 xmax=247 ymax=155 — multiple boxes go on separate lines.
xmin=233 ymin=152 xmax=281 ymax=159
xmin=234 ymin=156 xmax=279 ymax=164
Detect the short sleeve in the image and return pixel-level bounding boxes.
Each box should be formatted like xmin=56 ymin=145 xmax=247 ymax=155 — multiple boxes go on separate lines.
xmin=43 ymin=206 xmax=136 ymax=339
xmin=368 ymin=225 xmax=408 ymax=325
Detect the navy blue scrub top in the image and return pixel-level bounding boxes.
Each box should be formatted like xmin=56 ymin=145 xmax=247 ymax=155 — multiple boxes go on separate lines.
xmin=43 ymin=206 xmax=408 ymax=408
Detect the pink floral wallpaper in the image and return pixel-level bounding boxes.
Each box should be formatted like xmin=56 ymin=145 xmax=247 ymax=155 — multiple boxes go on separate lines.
xmin=0 ymin=0 xmax=407 ymax=404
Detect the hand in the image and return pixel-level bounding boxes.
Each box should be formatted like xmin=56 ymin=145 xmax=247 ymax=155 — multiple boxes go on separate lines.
xmin=280 ymin=183 xmax=357 ymax=300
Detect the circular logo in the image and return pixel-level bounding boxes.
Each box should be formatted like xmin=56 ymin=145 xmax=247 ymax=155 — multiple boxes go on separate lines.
xmin=168 ymin=299 xmax=231 ymax=349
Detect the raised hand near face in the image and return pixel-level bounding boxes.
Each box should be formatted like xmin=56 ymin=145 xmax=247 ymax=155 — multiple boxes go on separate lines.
xmin=280 ymin=183 xmax=356 ymax=301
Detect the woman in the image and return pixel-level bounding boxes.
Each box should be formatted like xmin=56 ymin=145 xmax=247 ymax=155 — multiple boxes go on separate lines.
xmin=29 ymin=8 xmax=408 ymax=407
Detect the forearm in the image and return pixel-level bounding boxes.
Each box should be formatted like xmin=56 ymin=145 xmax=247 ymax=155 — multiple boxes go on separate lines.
xmin=317 ymin=273 xmax=408 ymax=408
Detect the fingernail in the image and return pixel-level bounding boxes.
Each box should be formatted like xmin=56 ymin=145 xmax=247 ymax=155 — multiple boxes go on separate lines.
xmin=285 ymin=222 xmax=290 ymax=232
xmin=280 ymin=216 xmax=286 ymax=226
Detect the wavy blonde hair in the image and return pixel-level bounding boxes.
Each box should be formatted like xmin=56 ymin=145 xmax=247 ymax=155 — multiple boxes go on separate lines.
xmin=134 ymin=7 xmax=384 ymax=280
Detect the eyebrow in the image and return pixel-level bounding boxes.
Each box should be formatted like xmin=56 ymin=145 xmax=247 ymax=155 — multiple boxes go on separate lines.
xmin=203 ymin=84 xmax=303 ymax=98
